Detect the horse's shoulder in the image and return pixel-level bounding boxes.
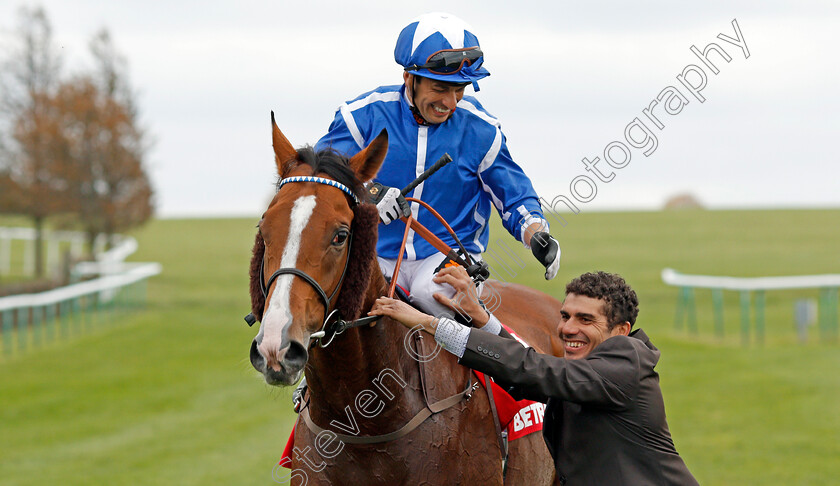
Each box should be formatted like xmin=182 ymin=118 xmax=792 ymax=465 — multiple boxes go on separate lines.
xmin=482 ymin=279 xmax=564 ymax=357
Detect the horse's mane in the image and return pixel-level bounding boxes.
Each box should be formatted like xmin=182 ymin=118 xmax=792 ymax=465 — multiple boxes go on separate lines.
xmin=277 ymin=146 xmax=369 ymax=204
xmin=250 ymin=147 xmax=379 ymax=324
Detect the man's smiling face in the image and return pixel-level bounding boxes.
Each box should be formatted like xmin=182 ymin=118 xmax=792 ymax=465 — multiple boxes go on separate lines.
xmin=558 ymin=293 xmax=628 ymax=359
xmin=404 ymin=73 xmax=465 ymax=124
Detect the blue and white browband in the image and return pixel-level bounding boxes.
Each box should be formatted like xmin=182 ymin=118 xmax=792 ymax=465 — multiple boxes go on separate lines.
xmin=277 ymin=176 xmax=360 ymax=205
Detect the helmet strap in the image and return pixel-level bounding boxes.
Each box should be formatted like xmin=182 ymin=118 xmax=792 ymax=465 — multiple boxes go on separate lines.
xmin=407 ymin=75 xmax=431 ymax=126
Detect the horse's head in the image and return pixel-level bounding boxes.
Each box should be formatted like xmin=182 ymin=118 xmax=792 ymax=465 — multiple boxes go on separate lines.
xmin=249 ymin=113 xmax=387 ymax=386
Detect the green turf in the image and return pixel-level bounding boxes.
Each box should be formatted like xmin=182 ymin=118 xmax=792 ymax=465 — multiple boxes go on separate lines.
xmin=1 ymin=209 xmax=838 ymax=485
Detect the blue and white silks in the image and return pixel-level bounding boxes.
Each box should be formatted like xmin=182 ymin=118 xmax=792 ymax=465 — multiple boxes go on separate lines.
xmin=315 ymin=84 xmax=547 ymax=261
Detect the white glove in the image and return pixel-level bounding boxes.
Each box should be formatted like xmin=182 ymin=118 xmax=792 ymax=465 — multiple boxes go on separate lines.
xmin=373 ymin=185 xmax=411 ymax=225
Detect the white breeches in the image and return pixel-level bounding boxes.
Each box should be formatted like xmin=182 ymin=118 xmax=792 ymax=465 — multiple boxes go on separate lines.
xmin=377 ymin=253 xmax=483 ymax=319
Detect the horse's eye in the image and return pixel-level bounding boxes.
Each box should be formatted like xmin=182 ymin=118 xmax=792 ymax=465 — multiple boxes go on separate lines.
xmin=331 ymin=230 xmax=350 ymax=246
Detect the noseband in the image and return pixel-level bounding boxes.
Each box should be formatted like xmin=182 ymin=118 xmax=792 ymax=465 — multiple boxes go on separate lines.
xmin=245 ymin=176 xmax=378 ymax=347
xmin=257 ymin=236 xmax=351 ymax=347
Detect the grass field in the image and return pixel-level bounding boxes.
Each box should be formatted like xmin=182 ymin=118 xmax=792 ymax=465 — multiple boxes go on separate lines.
xmin=1 ymin=209 xmax=839 ymax=485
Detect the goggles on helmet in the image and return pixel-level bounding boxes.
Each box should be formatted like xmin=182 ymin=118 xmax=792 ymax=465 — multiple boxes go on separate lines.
xmin=405 ymin=47 xmax=484 ymax=75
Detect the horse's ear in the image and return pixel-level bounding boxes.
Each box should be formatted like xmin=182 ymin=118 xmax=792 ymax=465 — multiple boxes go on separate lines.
xmin=348 ymin=129 xmax=388 ymax=183
xmin=271 ymin=111 xmax=297 ymax=176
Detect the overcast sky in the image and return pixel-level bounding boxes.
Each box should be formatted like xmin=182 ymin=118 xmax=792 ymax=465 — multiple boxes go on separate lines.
xmin=1 ymin=0 xmax=838 ymax=218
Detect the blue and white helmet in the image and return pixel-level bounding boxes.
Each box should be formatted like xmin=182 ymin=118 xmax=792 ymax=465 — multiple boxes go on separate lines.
xmin=394 ymin=12 xmax=490 ymax=91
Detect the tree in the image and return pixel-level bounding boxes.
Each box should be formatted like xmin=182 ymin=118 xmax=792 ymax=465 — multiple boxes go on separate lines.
xmin=82 ymin=29 xmax=154 ymax=249
xmin=0 ymin=172 xmax=23 ymax=209
xmin=0 ymin=6 xmax=64 ymax=276
xmin=664 ymin=193 xmax=704 ymax=210
xmin=0 ymin=14 xmax=154 ymax=268
xmin=40 ymin=73 xmax=153 ymax=256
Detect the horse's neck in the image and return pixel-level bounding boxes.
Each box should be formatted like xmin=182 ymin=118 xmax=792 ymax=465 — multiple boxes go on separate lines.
xmin=305 ymin=270 xmax=417 ymax=427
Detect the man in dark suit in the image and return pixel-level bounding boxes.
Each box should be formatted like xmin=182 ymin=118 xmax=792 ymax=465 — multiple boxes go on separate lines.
xmin=370 ymin=268 xmax=698 ymax=485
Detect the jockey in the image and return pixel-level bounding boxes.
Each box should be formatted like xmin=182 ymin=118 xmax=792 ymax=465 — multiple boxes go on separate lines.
xmin=315 ymin=12 xmax=561 ymax=318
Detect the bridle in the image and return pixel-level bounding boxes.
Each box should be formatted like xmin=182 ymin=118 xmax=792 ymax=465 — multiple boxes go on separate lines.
xmin=244 ymin=176 xmax=379 ymax=347
xmin=249 ymin=162 xmax=504 ymax=459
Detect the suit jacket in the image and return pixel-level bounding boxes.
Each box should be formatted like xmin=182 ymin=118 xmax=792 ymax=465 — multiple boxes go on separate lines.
xmin=460 ymin=328 xmax=698 ymax=486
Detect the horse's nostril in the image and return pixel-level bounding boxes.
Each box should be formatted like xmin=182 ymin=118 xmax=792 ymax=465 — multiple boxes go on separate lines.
xmin=284 ymin=340 xmax=308 ymax=370
xmin=249 ymin=339 xmax=265 ymax=371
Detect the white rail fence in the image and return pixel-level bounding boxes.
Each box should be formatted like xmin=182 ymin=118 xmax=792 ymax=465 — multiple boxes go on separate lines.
xmin=0 ymin=228 xmax=161 ymax=357
xmin=661 ymin=268 xmax=840 ymax=344
xmin=0 ymin=227 xmax=118 ymax=278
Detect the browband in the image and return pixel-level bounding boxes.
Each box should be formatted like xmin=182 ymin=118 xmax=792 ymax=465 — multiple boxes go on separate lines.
xmin=277 ymin=176 xmax=360 ymax=205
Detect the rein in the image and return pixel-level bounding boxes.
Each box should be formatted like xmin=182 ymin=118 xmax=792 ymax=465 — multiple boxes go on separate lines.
xmin=295 ymin=194 xmax=495 ymax=447
xmin=387 ymin=196 xmax=489 ymax=298
xmin=251 ymin=164 xmax=502 ymax=452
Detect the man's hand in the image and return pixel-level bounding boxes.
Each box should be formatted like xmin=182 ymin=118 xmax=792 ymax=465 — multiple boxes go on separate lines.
xmin=530 ymin=232 xmax=561 ymax=280
xmin=369 ymin=182 xmax=410 ymax=224
xmin=432 ymin=265 xmax=489 ymax=327
xmin=369 ymin=297 xmax=437 ymax=335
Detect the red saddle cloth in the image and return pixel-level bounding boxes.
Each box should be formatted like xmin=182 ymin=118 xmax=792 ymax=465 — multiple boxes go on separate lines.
xmin=473 ymin=324 xmax=545 ymax=441
xmin=278 ymin=324 xmax=544 ymax=469
xmin=279 ymin=424 xmax=295 ymax=469
xmin=473 ymin=369 xmax=545 ymax=441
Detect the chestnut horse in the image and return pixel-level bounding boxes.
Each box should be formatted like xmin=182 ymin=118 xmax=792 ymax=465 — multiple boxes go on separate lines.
xmin=249 ymin=116 xmax=564 ymax=485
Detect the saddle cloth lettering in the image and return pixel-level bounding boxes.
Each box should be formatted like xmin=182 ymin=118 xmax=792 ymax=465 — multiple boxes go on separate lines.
xmin=473 ymin=324 xmax=545 ymax=441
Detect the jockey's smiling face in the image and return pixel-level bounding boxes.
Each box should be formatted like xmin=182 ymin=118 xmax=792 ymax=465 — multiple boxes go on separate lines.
xmin=557 ymin=294 xmax=631 ymax=360
xmin=404 ymin=73 xmax=466 ymax=124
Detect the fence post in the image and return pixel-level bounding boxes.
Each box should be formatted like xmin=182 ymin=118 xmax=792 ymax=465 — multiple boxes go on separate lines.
xmin=32 ymin=305 xmax=42 ymax=348
xmin=71 ymin=297 xmax=81 ymax=337
xmin=45 ymin=303 xmax=54 ymax=344
xmin=675 ymin=287 xmax=698 ymax=333
xmin=712 ymin=288 xmax=725 ymax=338
xmin=674 ymin=287 xmax=686 ymax=331
xmin=754 ymin=290 xmax=765 ymax=345
xmin=0 ymin=233 xmax=160 ymax=357
xmin=820 ymin=287 xmax=839 ymax=342
xmin=687 ymin=288 xmax=698 ymax=334
xmin=740 ymin=291 xmax=751 ymax=346
xmin=17 ymin=308 xmax=27 ymax=352
xmin=58 ymin=300 xmax=66 ymax=339
xmin=2 ymin=310 xmax=12 ymax=357
xmin=832 ymin=288 xmax=839 ymax=342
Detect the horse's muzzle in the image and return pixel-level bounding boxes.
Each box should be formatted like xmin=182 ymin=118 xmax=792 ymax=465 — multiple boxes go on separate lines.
xmin=250 ymin=338 xmax=308 ymax=386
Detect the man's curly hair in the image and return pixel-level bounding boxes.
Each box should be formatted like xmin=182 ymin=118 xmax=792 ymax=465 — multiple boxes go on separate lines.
xmin=565 ymin=271 xmax=639 ymax=329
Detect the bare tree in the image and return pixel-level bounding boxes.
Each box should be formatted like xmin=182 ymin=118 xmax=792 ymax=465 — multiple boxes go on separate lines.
xmin=38 ymin=73 xmax=152 ymax=257
xmin=0 ymin=6 xmax=64 ymax=276
xmin=0 ymin=11 xmax=153 ymax=271
xmin=84 ymin=28 xmax=154 ymax=249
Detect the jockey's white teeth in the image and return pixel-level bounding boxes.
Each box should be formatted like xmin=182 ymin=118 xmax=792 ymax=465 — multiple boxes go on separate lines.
xmin=258 ymin=195 xmax=317 ymax=367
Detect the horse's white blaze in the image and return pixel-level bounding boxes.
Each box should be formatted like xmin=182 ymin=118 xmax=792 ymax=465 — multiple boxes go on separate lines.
xmin=258 ymin=195 xmax=317 ymax=361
